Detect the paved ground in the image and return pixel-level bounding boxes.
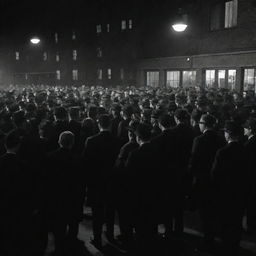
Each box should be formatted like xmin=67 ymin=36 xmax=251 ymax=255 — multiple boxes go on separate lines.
xmin=44 ymin=208 xmax=256 ymax=256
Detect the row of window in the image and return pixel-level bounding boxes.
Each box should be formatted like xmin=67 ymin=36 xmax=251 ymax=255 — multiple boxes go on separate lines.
xmin=15 ymin=50 xmax=78 ymax=61
xmin=54 ymin=68 xmax=126 ymax=81
xmin=146 ymin=68 xmax=256 ymax=92
xmin=96 ymin=19 xmax=133 ymax=34
xmin=54 ymin=32 xmax=76 ymax=43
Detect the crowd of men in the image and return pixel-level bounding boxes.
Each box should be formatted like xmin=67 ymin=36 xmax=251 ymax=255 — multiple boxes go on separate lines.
xmin=0 ymin=84 xmax=255 ymax=256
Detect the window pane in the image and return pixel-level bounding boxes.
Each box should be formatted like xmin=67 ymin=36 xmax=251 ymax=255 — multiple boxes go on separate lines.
xmin=120 ymin=68 xmax=124 ymax=80
xmin=146 ymin=71 xmax=159 ymax=87
xmin=218 ymin=70 xmax=226 ymax=88
xmin=43 ymin=52 xmax=47 ymax=61
xmin=55 ymin=33 xmax=58 ymax=43
xmin=73 ymin=50 xmax=77 ymax=60
xmin=244 ymin=69 xmax=255 ymax=92
xmin=225 ymin=0 xmax=238 ymax=28
xmin=206 ymin=70 xmax=215 ymax=88
xmin=182 ymin=71 xmax=196 ymax=88
xmin=166 ymin=71 xmax=180 ymax=88
xmin=228 ymin=69 xmax=236 ymax=90
xmin=96 ymin=25 xmax=102 ymax=33
xmin=56 ymin=70 xmax=60 ymax=80
xmin=97 ymin=69 xmax=103 ymax=80
xmin=121 ymin=20 xmax=126 ymax=30
xmin=108 ymin=69 xmax=112 ymax=79
xmin=129 ymin=19 xmax=133 ymax=29
xmin=72 ymin=70 xmax=78 ymax=80
xmin=15 ymin=51 xmax=19 ymax=60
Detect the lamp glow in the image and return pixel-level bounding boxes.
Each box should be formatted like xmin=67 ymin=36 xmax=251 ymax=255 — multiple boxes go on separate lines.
xmin=172 ymin=23 xmax=187 ymax=32
xmin=30 ymin=37 xmax=40 ymax=44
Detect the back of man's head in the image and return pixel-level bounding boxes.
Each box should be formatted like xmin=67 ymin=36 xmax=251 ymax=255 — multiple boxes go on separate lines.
xmin=159 ymin=114 xmax=172 ymax=129
xmin=201 ymin=114 xmax=217 ymax=128
xmin=98 ymin=114 xmax=111 ymax=130
xmin=135 ymin=123 xmax=152 ymax=142
xmin=58 ymin=131 xmax=74 ymax=149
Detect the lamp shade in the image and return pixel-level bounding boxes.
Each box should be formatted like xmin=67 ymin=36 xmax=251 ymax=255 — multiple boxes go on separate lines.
xmin=30 ymin=37 xmax=40 ymax=44
xmin=172 ymin=23 xmax=188 ymax=32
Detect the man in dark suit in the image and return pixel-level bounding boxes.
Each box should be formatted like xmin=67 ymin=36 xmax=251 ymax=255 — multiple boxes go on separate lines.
xmin=125 ymin=123 xmax=158 ymax=253
xmin=212 ymin=121 xmax=249 ymax=256
xmin=47 ymin=131 xmax=84 ymax=255
xmin=0 ymin=129 xmax=46 ymax=256
xmin=83 ymin=114 xmax=121 ymax=248
xmin=171 ymin=108 xmax=195 ymax=235
xmin=189 ymin=114 xmax=226 ymax=251
xmin=115 ymin=120 xmax=140 ymax=246
xmin=244 ymin=117 xmax=256 ymax=234
xmin=150 ymin=114 xmax=179 ymax=238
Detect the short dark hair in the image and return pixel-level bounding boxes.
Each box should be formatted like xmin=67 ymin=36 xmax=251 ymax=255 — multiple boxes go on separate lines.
xmin=135 ymin=123 xmax=151 ymax=142
xmin=201 ymin=114 xmax=217 ymax=128
xmin=174 ymin=109 xmax=190 ymax=122
xmin=98 ymin=114 xmax=111 ymax=129
xmin=59 ymin=131 xmax=74 ymax=148
xmin=159 ymin=114 xmax=173 ymax=129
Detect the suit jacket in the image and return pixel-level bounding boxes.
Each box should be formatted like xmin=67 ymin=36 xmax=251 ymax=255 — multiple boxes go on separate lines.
xmin=0 ymin=153 xmax=36 ymax=216
xmin=171 ymin=123 xmax=195 ymax=174
xmin=211 ymin=141 xmax=249 ymax=209
xmin=117 ymin=118 xmax=131 ymax=146
xmin=125 ymin=142 xmax=158 ymax=209
xmin=190 ymin=130 xmax=226 ymax=183
xmin=83 ymin=130 xmax=121 ymax=199
xmin=47 ymin=147 xmax=83 ymax=218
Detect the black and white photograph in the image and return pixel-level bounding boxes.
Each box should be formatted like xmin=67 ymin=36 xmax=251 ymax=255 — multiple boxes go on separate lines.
xmin=0 ymin=0 xmax=256 ymax=255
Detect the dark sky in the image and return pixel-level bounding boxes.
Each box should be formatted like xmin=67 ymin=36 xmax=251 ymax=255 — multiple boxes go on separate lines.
xmin=0 ymin=0 xmax=195 ymax=36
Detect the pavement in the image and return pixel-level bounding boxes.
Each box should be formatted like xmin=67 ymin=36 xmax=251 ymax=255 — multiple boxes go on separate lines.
xmin=44 ymin=208 xmax=256 ymax=256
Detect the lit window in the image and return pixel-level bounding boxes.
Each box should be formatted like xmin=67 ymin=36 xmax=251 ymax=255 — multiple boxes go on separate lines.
xmin=56 ymin=70 xmax=61 ymax=80
xmin=72 ymin=31 xmax=76 ymax=40
xmin=96 ymin=25 xmax=102 ymax=34
xmin=210 ymin=0 xmax=238 ymax=31
xmin=55 ymin=33 xmax=58 ymax=43
xmin=72 ymin=70 xmax=78 ymax=80
xmin=107 ymin=24 xmax=110 ymax=32
xmin=205 ymin=70 xmax=215 ymax=88
xmin=166 ymin=71 xmax=180 ymax=88
xmin=225 ymin=0 xmax=238 ymax=28
xmin=182 ymin=71 xmax=196 ymax=88
xmin=244 ymin=69 xmax=256 ymax=92
xmin=97 ymin=69 xmax=103 ymax=80
xmin=43 ymin=52 xmax=48 ymax=61
xmin=56 ymin=53 xmax=60 ymax=62
xmin=129 ymin=19 xmax=133 ymax=29
xmin=121 ymin=20 xmax=126 ymax=30
xmin=218 ymin=70 xmax=226 ymax=88
xmin=97 ymin=47 xmax=102 ymax=58
xmin=73 ymin=50 xmax=77 ymax=61
xmin=228 ymin=69 xmax=236 ymax=90
xmin=15 ymin=51 xmax=19 ymax=60
xmin=146 ymin=71 xmax=159 ymax=87
xmin=108 ymin=69 xmax=112 ymax=79
xmin=120 ymin=68 xmax=124 ymax=80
